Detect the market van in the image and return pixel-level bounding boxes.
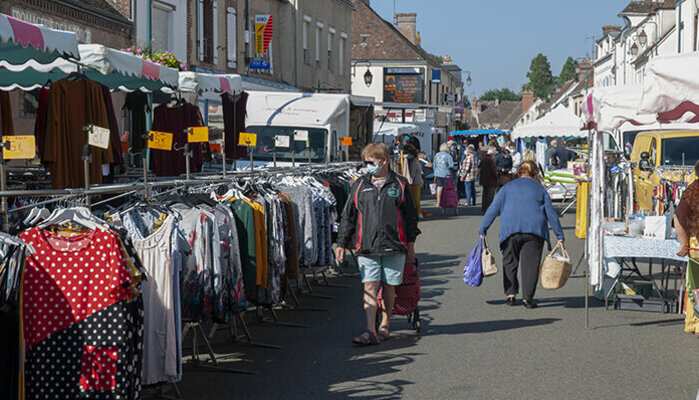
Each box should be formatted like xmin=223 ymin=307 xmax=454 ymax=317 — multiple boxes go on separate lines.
xmin=244 ymin=91 xmax=374 ymax=166
xmin=630 ymin=130 xmax=699 ymax=214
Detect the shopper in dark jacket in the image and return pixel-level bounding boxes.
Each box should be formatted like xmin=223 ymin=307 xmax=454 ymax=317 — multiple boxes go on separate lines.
xmin=479 ymin=161 xmax=565 ymax=308
xmin=335 ymin=143 xmax=419 ymax=345
xmin=479 ymin=147 xmax=498 ymax=211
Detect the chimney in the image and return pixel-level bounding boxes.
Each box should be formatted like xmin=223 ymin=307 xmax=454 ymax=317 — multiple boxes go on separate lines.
xmin=602 ymin=25 xmax=621 ymax=37
xmin=416 ymin=31 xmax=422 ymax=47
xmin=522 ymin=90 xmax=534 ymax=114
xmin=443 ymin=55 xmax=452 ymax=64
xmin=577 ymin=58 xmax=591 ymax=83
xmin=395 ymin=13 xmax=417 ymax=45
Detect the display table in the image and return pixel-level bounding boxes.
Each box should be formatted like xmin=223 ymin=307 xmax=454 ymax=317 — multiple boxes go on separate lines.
xmin=603 ymin=235 xmax=688 ymax=313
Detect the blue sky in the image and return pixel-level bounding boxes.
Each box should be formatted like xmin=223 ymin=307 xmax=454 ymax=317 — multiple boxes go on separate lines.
xmin=371 ymin=0 xmax=631 ymax=97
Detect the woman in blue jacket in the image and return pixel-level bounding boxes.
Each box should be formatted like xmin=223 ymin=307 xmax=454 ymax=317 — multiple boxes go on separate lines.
xmin=479 ymin=161 xmax=565 ymax=308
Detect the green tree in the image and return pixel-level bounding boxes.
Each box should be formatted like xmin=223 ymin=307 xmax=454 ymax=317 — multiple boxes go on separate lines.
xmin=526 ymin=53 xmax=556 ymax=99
xmin=481 ymin=88 xmax=522 ymax=102
xmin=559 ymin=57 xmax=578 ymax=84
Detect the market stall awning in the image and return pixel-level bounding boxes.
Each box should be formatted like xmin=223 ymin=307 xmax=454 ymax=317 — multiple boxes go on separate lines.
xmin=0 ymin=13 xmax=79 ymax=67
xmin=581 ymin=85 xmax=657 ymax=132
xmin=451 ymin=129 xmax=508 ymax=136
xmin=178 ymin=71 xmax=243 ymax=94
xmin=373 ymin=121 xmax=419 ymax=137
xmin=511 ymin=105 xmax=582 ymax=139
xmin=639 ymin=51 xmax=699 ymax=123
xmin=0 ymin=44 xmax=179 ymax=92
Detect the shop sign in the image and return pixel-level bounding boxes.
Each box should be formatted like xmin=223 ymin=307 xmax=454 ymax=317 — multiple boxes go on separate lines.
xmin=340 ymin=137 xmax=353 ymax=146
xmin=255 ymin=15 xmax=274 ymax=55
xmin=431 ymin=70 xmax=441 ymax=83
xmin=2 ymin=136 xmax=36 ymax=160
xmin=148 ymin=131 xmax=174 ymax=151
xmin=239 ymin=132 xmax=258 ymax=147
xmin=383 ymin=67 xmax=425 ymax=104
xmin=250 ymin=59 xmax=271 ymax=70
xmin=187 ymin=127 xmax=209 ymax=143
xmin=11 ymin=8 xmax=92 ymax=43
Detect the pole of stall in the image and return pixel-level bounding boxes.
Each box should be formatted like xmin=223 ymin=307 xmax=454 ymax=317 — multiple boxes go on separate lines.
xmin=184 ymin=142 xmax=192 ymax=180
xmin=248 ymin=142 xmax=254 ymax=172
xmin=0 ymin=141 xmax=8 ymax=232
xmin=142 ymin=133 xmax=151 ymax=199
xmin=82 ymin=144 xmax=92 ymax=208
xmin=222 ymin=133 xmax=227 ymax=178
xmin=273 ymin=139 xmax=277 ymax=168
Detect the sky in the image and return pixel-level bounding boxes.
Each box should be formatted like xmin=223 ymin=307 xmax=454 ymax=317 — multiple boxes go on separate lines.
xmin=371 ymin=0 xmax=632 ymax=97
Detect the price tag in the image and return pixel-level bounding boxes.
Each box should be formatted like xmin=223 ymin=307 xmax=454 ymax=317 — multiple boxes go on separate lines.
xmin=187 ymin=126 xmax=209 ymax=143
xmin=341 ymin=137 xmax=353 ymax=146
xmin=294 ymin=130 xmax=309 ymax=142
xmin=274 ymin=135 xmax=290 ymax=148
xmin=2 ymin=136 xmax=36 ymax=159
xmin=147 ymin=131 xmax=174 ymax=151
xmin=238 ymin=132 xmax=257 ymax=147
xmin=88 ymin=125 xmax=110 ymax=149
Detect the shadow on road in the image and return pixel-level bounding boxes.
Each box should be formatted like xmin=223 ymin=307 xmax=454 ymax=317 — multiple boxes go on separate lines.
xmin=486 ymin=296 xmax=606 ymax=309
xmin=422 ymin=318 xmax=560 ymax=335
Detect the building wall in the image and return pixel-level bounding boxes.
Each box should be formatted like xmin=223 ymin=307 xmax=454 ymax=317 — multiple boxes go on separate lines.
xmin=134 ymin=0 xmax=188 ymax=62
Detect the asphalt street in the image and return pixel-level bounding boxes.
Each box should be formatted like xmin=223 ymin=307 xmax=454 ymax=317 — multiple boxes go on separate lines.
xmin=177 ymin=196 xmax=698 ymax=400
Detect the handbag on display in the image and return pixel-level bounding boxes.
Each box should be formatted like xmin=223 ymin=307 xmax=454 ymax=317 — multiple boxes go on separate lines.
xmin=463 ymin=238 xmax=484 ymax=287
xmin=540 ymin=242 xmax=573 ymax=290
xmin=481 ymin=239 xmax=498 ymax=277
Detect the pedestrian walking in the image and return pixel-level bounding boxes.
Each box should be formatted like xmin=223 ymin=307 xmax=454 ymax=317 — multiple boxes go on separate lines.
xmin=495 ymin=148 xmax=514 ymax=188
xmin=434 ymin=143 xmax=454 ymax=208
xmin=510 ymin=143 xmax=523 ymax=170
xmin=459 ymin=144 xmax=477 ymax=206
xmin=478 ymin=161 xmax=565 ymax=308
xmin=674 ymin=160 xmax=699 ymax=334
xmin=335 ymin=143 xmax=420 ymax=345
xmin=546 ymin=139 xmax=558 ymax=171
xmin=479 ymin=147 xmax=498 ymax=211
xmin=401 ymin=144 xmax=424 ymax=217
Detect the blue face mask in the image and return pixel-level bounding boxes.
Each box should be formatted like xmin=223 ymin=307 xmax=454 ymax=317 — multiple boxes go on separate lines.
xmin=366 ymin=163 xmax=381 ymax=175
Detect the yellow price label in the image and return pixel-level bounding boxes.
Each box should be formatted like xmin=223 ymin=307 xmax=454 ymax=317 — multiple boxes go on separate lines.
xmin=341 ymin=137 xmax=353 ymax=146
xmin=2 ymin=136 xmax=36 ymax=159
xmin=187 ymin=126 xmax=209 ymax=143
xmin=238 ymin=132 xmax=257 ymax=147
xmin=147 ymin=131 xmax=173 ymax=151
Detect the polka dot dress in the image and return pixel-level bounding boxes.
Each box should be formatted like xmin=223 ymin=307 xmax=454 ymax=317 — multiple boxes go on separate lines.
xmin=20 ymin=227 xmax=143 ymax=399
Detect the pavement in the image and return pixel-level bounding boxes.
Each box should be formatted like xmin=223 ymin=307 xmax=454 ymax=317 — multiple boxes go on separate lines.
xmin=176 ymin=194 xmax=698 ymax=400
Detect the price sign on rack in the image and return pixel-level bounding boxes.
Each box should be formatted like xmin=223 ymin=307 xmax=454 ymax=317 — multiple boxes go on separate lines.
xmin=2 ymin=136 xmax=36 ymax=159
xmin=274 ymin=135 xmax=290 ymax=148
xmin=187 ymin=126 xmax=209 ymax=143
xmin=88 ymin=125 xmax=110 ymax=149
xmin=340 ymin=137 xmax=353 ymax=146
xmin=238 ymin=132 xmax=257 ymax=147
xmin=294 ymin=130 xmax=309 ymax=143
xmin=147 ymin=131 xmax=174 ymax=151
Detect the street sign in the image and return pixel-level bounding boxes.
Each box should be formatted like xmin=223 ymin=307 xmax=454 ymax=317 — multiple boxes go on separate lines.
xmin=187 ymin=127 xmax=209 ymax=143
xmin=443 ymin=92 xmax=458 ymax=103
xmin=250 ymin=59 xmax=270 ymax=70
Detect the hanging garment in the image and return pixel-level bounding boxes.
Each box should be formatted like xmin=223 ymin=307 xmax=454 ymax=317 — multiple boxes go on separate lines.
xmin=0 ymin=90 xmax=14 ymax=135
xmin=132 ymin=215 xmax=179 ymax=385
xmin=221 ymin=92 xmax=249 ymax=160
xmin=0 ymin=245 xmax=25 ymax=400
xmin=42 ymin=78 xmax=114 ymax=189
xmin=150 ymin=103 xmax=204 ymax=177
xmin=123 ymin=92 xmax=149 ymax=162
xmin=34 ymin=87 xmax=50 ymax=157
xmin=20 ymin=227 xmax=142 ymax=399
xmin=100 ymin=84 xmax=123 ymax=165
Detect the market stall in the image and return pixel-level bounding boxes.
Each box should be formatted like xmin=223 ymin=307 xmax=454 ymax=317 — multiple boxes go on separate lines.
xmin=0 ymin=12 xmax=79 ymax=68
xmin=510 ymin=104 xmax=582 ymax=139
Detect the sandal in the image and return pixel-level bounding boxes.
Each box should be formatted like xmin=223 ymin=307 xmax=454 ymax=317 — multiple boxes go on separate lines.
xmin=377 ymin=326 xmax=390 ymax=342
xmin=352 ymin=330 xmax=379 ymax=345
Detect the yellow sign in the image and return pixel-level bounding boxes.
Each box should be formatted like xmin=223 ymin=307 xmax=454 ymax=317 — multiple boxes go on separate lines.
xmin=341 ymin=137 xmax=353 ymax=146
xmin=254 ymin=14 xmax=272 ymax=55
xmin=2 ymin=136 xmax=36 ymax=160
xmin=147 ymin=131 xmax=173 ymax=151
xmin=187 ymin=126 xmax=209 ymax=143
xmin=238 ymin=132 xmax=257 ymax=147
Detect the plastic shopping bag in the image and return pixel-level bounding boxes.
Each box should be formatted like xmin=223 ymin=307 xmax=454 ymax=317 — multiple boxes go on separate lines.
xmin=463 ymin=238 xmax=484 ymax=287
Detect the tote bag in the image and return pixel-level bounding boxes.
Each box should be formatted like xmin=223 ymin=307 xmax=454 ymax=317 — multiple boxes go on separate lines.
xmin=463 ymin=238 xmax=484 ymax=287
xmin=481 ymin=239 xmax=498 ymax=277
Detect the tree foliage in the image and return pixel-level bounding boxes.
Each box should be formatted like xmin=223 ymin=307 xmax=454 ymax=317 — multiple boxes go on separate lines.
xmin=481 ymin=88 xmax=522 ymax=102
xmin=559 ymin=57 xmax=578 ymax=84
xmin=526 ymin=53 xmax=556 ymax=99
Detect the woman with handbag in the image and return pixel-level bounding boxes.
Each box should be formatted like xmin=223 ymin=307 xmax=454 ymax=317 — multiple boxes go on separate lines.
xmin=478 ymin=161 xmax=565 ymax=308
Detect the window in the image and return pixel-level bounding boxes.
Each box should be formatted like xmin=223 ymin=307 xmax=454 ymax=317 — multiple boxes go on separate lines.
xmin=226 ymin=7 xmax=237 ymax=68
xmin=151 ymin=1 xmax=174 ymax=53
xmin=327 ymin=27 xmax=335 ymax=72
xmin=661 ymin=137 xmax=699 ymax=166
xmin=302 ymin=15 xmax=311 ymax=65
xmin=315 ymin=22 xmax=323 ymax=67
xmin=197 ymin=0 xmax=204 ymax=61
xmin=339 ymin=32 xmax=347 ymax=76
xmin=212 ymin=2 xmax=218 ymax=64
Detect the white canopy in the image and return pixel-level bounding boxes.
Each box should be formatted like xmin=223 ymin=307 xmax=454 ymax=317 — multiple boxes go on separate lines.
xmin=0 ymin=44 xmax=179 ymax=92
xmin=640 ymin=51 xmax=699 ymax=123
xmin=581 ymin=85 xmax=657 ymax=132
xmin=178 ymin=71 xmax=243 ymax=95
xmin=511 ymin=105 xmax=582 ymax=139
xmin=246 ymin=91 xmax=350 ymax=127
xmin=0 ymin=13 xmax=79 ymax=67
xmin=373 ymin=121 xmax=419 ymax=137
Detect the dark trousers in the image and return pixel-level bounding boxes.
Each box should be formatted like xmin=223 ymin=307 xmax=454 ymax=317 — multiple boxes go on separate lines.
xmin=499 ymin=233 xmax=545 ymax=301
xmin=457 ymin=180 xmax=465 ymax=198
xmin=481 ymin=186 xmax=496 ymax=211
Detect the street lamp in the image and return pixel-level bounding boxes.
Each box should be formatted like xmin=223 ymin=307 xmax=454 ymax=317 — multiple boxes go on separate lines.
xmin=630 ymin=43 xmax=639 ymax=57
xmin=638 ymin=30 xmax=647 ymax=47
xmin=363 ymin=68 xmax=373 ymax=87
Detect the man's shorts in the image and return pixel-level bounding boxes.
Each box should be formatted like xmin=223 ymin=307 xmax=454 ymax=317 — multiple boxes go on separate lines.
xmin=357 ymin=253 xmax=406 ymax=286
xmin=435 ymin=177 xmax=448 ymax=187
